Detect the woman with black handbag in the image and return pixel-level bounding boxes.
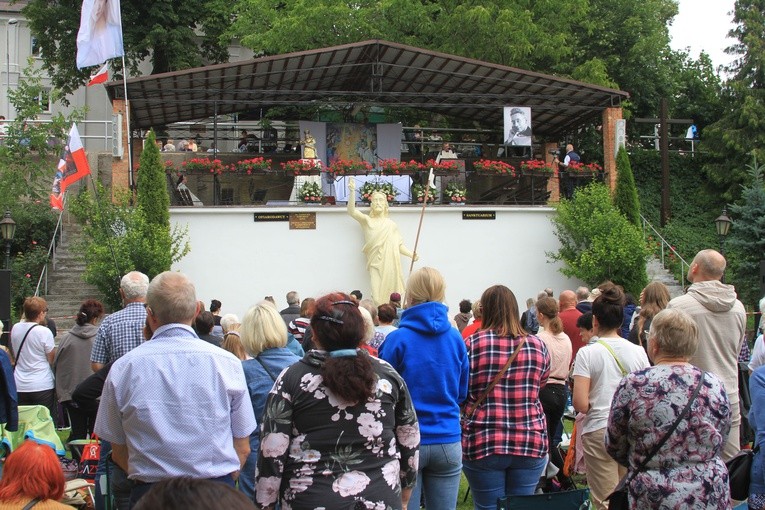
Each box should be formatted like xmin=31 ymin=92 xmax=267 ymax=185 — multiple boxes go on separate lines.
xmin=606 ymin=308 xmax=731 ymax=509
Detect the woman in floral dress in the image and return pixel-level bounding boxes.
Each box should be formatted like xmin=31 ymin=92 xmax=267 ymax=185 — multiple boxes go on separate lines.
xmin=606 ymin=308 xmax=731 ymax=509
xmin=254 ymin=293 xmax=420 ymax=510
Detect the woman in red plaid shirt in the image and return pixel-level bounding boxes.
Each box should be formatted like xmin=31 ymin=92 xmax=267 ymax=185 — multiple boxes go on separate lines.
xmin=462 ymin=285 xmax=551 ymax=509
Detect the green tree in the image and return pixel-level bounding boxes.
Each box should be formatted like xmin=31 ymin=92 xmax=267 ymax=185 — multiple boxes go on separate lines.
xmin=548 ymin=182 xmax=648 ymax=295
xmin=23 ymin=0 xmax=232 ymax=96
xmin=137 ymin=130 xmax=170 ymax=228
xmin=700 ymin=0 xmax=765 ymax=200
xmin=613 ymin=147 xmax=641 ymax=226
xmin=726 ymin=157 xmax=765 ymax=308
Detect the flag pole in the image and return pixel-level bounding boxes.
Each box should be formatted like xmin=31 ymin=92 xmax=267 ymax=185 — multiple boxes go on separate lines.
xmin=120 ymin=55 xmax=134 ymax=192
xmin=409 ymin=168 xmax=434 ymax=274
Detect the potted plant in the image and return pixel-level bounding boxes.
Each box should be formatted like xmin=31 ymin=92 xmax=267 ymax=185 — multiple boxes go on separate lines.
xmin=282 ymin=160 xmax=322 ymax=175
xmin=181 ymin=157 xmax=226 ymax=174
xmin=519 ymin=159 xmax=556 ymax=175
xmin=328 ymin=159 xmax=373 ymax=175
xmin=472 ymin=159 xmax=517 ymax=176
xmin=411 ymin=183 xmax=437 ymax=203
xmin=233 ymin=157 xmax=273 ymax=174
xmin=297 ymin=181 xmax=324 ymax=203
xmin=359 ymin=181 xmax=397 ymax=203
xmin=424 ymin=159 xmax=460 ymax=175
xmin=379 ymin=159 xmax=425 ymax=175
xmin=444 ymin=182 xmax=467 ymax=204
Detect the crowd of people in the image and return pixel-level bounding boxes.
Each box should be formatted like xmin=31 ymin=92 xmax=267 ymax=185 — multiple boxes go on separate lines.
xmin=0 ymin=247 xmax=762 ymax=510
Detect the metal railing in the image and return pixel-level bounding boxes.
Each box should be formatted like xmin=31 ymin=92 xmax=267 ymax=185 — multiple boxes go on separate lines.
xmin=640 ymin=213 xmax=690 ymax=289
xmin=34 ymin=202 xmax=66 ymax=297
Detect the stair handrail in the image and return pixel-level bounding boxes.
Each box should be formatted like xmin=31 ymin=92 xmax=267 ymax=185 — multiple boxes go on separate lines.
xmin=35 ymin=200 xmax=67 ymax=297
xmin=640 ymin=214 xmax=690 ymax=289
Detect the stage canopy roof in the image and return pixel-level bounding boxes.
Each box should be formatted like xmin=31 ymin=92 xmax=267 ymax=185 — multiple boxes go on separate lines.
xmin=105 ymin=39 xmax=629 ymax=138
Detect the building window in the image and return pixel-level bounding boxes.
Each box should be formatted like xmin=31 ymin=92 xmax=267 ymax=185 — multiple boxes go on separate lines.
xmin=38 ymin=88 xmax=51 ymax=113
xmin=31 ymin=37 xmax=42 ymax=58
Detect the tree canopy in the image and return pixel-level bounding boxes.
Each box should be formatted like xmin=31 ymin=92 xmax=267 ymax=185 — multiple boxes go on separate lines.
xmin=23 ymin=0 xmax=232 ymax=96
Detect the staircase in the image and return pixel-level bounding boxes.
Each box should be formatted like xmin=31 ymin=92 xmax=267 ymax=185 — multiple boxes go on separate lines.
xmin=41 ymin=220 xmax=105 ymax=334
xmin=646 ymin=257 xmax=685 ymax=298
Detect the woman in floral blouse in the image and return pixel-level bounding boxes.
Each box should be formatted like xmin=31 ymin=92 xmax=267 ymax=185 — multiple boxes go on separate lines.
xmin=254 ymin=293 xmax=420 ymax=510
xmin=606 ymin=308 xmax=731 ymax=509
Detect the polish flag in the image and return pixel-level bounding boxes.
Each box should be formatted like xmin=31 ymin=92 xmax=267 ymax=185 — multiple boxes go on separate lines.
xmin=50 ymin=125 xmax=91 ymax=210
xmin=87 ymin=63 xmax=108 ymax=86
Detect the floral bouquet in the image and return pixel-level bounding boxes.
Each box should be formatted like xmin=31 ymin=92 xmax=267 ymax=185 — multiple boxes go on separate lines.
xmin=425 ymin=159 xmax=459 ymax=173
xmin=328 ymin=159 xmax=373 ymax=175
xmin=519 ymin=159 xmax=556 ymax=174
xmin=444 ymin=182 xmax=467 ymax=203
xmin=282 ymin=160 xmax=322 ymax=175
xmin=472 ymin=159 xmax=517 ymax=176
xmin=411 ymin=184 xmax=437 ymax=203
xmin=359 ymin=181 xmax=397 ymax=203
xmin=181 ymin=157 xmax=226 ymax=174
xmin=297 ymin=181 xmax=324 ymax=203
xmin=233 ymin=157 xmax=273 ymax=174
xmin=379 ymin=159 xmax=425 ymax=175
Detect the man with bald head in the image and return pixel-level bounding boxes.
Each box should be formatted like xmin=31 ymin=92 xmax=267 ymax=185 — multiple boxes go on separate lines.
xmin=668 ymin=249 xmax=746 ymax=460
xmin=95 ymin=272 xmax=256 ymax=507
xmin=559 ymin=290 xmax=583 ymax=364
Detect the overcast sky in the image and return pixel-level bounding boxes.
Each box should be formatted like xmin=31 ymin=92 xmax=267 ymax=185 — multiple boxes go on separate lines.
xmin=669 ymin=0 xmax=736 ymax=71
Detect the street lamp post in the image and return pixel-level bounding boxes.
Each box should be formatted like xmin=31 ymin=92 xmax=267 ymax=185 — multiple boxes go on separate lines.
xmin=6 ymin=18 xmax=17 ymax=118
xmin=714 ymin=208 xmax=732 ymax=283
xmin=0 ymin=209 xmax=15 ymax=346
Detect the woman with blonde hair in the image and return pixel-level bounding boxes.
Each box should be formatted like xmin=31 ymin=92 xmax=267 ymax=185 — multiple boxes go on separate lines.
xmin=238 ymin=301 xmax=300 ymax=503
xmin=628 ymin=281 xmax=671 ymax=352
xmin=220 ymin=314 xmax=246 ymax=360
xmin=535 ymin=296 xmax=572 ymax=482
xmin=462 ymin=285 xmax=550 ymax=508
xmin=379 ymin=267 xmax=468 ymax=510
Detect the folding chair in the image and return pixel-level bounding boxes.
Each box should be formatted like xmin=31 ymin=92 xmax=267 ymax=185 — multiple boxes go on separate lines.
xmin=497 ymin=488 xmax=591 ymax=510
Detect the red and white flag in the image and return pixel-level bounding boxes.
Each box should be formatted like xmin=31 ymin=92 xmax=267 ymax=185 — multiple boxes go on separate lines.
xmin=87 ymin=63 xmax=109 ymax=86
xmin=50 ymin=125 xmax=91 ymax=210
xmin=76 ymin=0 xmax=124 ymax=69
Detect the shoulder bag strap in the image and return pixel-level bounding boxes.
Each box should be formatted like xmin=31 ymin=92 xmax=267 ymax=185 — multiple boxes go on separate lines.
xmin=255 ymin=355 xmax=279 ymax=382
xmin=21 ymin=498 xmax=41 ymax=510
xmin=628 ymin=370 xmax=706 ymax=480
xmin=464 ymin=336 xmax=527 ymax=419
xmin=13 ymin=324 xmax=39 ymax=367
xmin=598 ymin=339 xmax=628 ymax=376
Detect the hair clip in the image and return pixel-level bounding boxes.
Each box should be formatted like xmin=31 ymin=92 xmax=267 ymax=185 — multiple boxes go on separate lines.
xmin=317 ymin=315 xmax=344 ymax=325
xmin=329 ymin=349 xmax=358 ymax=358
xmin=332 ymin=300 xmax=356 ymax=306
xmin=225 ymin=331 xmax=240 ymax=337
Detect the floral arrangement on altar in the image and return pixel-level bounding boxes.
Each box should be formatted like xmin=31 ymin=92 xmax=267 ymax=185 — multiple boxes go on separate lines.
xmin=424 ymin=159 xmax=459 ymax=173
xmin=444 ymin=182 xmax=467 ymax=203
xmin=232 ymin=157 xmax=273 ymax=174
xmin=297 ymin=181 xmax=324 ymax=203
xmin=472 ymin=159 xmax=517 ymax=176
xmin=328 ymin=159 xmax=373 ymax=175
xmin=282 ymin=159 xmax=322 ymax=175
xmin=181 ymin=157 xmax=226 ymax=174
xmin=411 ymin=184 xmax=437 ymax=203
xmin=519 ymin=159 xmax=557 ymax=174
xmin=359 ymin=181 xmax=397 ymax=203
xmin=379 ymin=159 xmax=425 ymax=175
xmin=567 ymin=161 xmax=603 ymax=173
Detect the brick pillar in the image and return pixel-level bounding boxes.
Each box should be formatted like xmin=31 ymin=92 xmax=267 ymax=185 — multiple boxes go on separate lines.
xmin=111 ymin=99 xmax=131 ymax=199
xmin=544 ymin=141 xmax=560 ymax=202
xmin=602 ymin=106 xmax=623 ymax=192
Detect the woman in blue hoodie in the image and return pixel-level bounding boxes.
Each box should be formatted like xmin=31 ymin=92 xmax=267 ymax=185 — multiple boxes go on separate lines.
xmin=379 ymin=267 xmax=469 ymax=510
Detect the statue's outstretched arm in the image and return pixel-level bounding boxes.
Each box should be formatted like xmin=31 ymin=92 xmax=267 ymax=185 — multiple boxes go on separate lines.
xmin=346 ymin=176 xmax=366 ymax=223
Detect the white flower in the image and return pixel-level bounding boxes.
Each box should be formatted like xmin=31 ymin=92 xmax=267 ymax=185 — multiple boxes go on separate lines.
xmin=409 ymin=450 xmax=419 ymax=471
xmin=261 ymin=432 xmax=290 ymax=458
xmin=382 ymin=460 xmax=400 ymax=489
xmin=357 ymin=413 xmax=383 ymax=438
xmin=332 ymin=470 xmax=371 ymax=497
xmin=396 ymin=424 xmax=420 ymax=449
xmin=387 ymin=437 xmax=398 ymax=457
xmin=377 ymin=379 xmax=393 ymax=394
xmin=255 ymin=476 xmax=281 ymax=506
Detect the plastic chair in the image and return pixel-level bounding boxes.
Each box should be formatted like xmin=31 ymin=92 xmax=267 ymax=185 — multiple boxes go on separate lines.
xmin=496 ymin=488 xmax=591 ymax=510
